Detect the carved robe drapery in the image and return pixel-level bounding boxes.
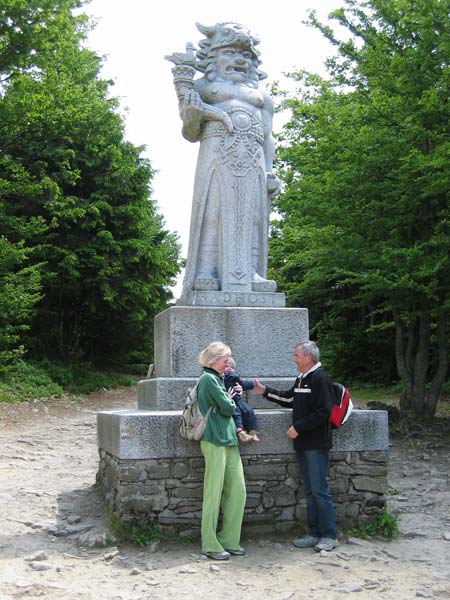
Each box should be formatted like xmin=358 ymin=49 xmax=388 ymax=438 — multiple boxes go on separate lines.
xmin=180 ymin=95 xmax=270 ymax=298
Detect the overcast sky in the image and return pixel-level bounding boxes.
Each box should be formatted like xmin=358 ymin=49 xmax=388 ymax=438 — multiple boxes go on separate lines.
xmin=84 ymin=0 xmax=343 ymax=293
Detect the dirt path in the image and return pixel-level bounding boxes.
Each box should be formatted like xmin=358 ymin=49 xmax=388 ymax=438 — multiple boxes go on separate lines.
xmin=1 ymin=388 xmax=449 ymax=600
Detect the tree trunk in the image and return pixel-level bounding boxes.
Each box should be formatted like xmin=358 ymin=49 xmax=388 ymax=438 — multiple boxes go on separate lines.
xmin=394 ymin=311 xmax=415 ymax=412
xmin=425 ymin=312 xmax=449 ymax=417
xmin=411 ymin=314 xmax=430 ymax=414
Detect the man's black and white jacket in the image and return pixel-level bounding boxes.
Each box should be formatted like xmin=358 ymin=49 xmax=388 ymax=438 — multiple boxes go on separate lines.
xmin=263 ymin=363 xmax=334 ymax=451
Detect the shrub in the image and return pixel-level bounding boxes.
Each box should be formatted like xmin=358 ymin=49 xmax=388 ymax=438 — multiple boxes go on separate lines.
xmin=0 ymin=361 xmax=63 ymax=402
xmin=349 ymin=508 xmax=399 ymax=539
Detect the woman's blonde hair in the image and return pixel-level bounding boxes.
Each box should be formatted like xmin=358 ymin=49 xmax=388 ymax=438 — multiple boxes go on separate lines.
xmin=199 ymin=341 xmax=231 ymax=368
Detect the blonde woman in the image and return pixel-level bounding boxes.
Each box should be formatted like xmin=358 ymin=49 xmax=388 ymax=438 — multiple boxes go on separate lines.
xmin=197 ymin=341 xmax=247 ymax=560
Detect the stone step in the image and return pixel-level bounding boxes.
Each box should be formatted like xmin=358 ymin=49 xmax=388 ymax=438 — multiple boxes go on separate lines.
xmin=137 ymin=377 xmax=297 ymax=410
xmin=97 ymin=409 xmax=388 ymax=460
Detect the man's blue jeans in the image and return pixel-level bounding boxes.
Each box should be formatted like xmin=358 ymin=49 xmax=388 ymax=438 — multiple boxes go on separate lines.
xmin=295 ymin=449 xmax=336 ymax=539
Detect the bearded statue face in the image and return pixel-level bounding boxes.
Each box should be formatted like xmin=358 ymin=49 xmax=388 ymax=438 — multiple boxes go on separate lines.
xmin=213 ymin=46 xmax=254 ymax=83
xmin=195 ymin=21 xmax=266 ymax=86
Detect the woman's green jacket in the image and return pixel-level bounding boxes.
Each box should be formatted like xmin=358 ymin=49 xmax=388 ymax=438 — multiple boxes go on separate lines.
xmin=197 ymin=367 xmax=238 ymax=446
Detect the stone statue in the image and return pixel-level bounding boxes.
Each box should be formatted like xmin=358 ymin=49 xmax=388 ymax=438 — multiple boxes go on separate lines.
xmin=166 ymin=22 xmax=281 ymax=303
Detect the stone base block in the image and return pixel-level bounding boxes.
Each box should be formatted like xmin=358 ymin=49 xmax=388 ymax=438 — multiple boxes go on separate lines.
xmin=154 ymin=305 xmax=309 ymax=378
xmin=137 ymin=376 xmax=296 ymax=409
xmin=97 ymin=409 xmax=388 ymax=459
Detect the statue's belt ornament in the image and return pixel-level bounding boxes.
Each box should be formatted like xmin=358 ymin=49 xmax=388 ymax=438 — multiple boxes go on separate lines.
xmin=201 ymin=108 xmax=264 ymax=144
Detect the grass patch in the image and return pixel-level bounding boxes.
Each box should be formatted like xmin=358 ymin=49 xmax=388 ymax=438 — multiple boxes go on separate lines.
xmin=130 ymin=524 xmax=163 ymax=547
xmin=436 ymin=395 xmax=450 ymax=417
xmin=0 ymin=359 xmax=139 ymax=402
xmin=36 ymin=359 xmax=137 ymax=393
xmin=348 ymin=508 xmax=399 ymax=540
xmin=0 ymin=361 xmax=63 ymax=402
xmin=349 ymin=384 xmax=401 ymax=407
xmin=108 ymin=512 xmax=127 ymax=545
xmin=107 ymin=510 xmax=194 ymax=547
xmin=349 ymin=382 xmax=450 ymax=418
xmin=128 ymin=523 xmax=194 ymax=547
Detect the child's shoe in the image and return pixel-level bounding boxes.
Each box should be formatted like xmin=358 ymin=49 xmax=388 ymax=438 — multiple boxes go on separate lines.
xmin=238 ymin=430 xmax=254 ymax=443
xmin=249 ymin=430 xmax=260 ymax=442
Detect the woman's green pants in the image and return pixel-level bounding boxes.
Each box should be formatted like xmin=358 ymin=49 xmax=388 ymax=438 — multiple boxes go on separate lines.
xmin=200 ymin=441 xmax=246 ymax=553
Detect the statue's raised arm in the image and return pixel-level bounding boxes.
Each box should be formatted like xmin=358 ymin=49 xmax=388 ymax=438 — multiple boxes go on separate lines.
xmin=165 ymin=41 xmax=233 ymax=141
xmin=166 ymin=22 xmax=281 ymax=304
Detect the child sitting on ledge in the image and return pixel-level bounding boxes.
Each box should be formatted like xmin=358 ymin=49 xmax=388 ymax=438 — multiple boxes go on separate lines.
xmin=224 ymin=357 xmax=260 ymax=444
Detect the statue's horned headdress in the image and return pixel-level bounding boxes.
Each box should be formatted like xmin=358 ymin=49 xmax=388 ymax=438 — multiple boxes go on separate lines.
xmin=195 ymin=21 xmax=262 ymax=72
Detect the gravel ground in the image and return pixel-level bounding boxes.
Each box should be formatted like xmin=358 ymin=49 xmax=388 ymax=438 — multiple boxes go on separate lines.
xmin=1 ymin=387 xmax=450 ymax=600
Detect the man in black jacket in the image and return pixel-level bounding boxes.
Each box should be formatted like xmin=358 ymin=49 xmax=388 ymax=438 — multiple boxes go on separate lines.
xmin=253 ymin=341 xmax=338 ymax=552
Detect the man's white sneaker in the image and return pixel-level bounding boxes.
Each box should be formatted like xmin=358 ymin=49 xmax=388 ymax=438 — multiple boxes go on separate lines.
xmin=293 ymin=535 xmax=320 ymax=548
xmin=314 ymin=537 xmax=338 ymax=552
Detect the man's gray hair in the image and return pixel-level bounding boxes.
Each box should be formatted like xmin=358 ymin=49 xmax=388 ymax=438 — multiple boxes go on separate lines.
xmin=296 ymin=341 xmax=320 ymax=363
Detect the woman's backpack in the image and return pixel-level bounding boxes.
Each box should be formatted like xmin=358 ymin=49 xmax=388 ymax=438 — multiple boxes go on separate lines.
xmin=179 ymin=383 xmax=214 ymax=441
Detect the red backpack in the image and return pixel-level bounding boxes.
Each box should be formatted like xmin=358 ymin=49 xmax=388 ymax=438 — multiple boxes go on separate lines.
xmin=330 ymin=382 xmax=353 ymax=429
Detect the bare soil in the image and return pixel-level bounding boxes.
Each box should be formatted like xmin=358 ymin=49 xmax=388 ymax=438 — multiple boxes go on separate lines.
xmin=1 ymin=387 xmax=449 ymax=600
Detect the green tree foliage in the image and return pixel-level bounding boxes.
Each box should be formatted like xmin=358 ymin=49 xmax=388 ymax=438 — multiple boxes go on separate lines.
xmin=0 ymin=0 xmax=85 ymax=83
xmin=0 ymin=234 xmax=42 ymax=369
xmin=0 ymin=0 xmax=181 ymax=369
xmin=272 ymin=0 xmax=450 ymax=416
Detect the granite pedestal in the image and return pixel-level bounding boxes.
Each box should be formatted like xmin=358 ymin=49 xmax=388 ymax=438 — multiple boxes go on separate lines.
xmin=139 ymin=305 xmax=308 ymax=409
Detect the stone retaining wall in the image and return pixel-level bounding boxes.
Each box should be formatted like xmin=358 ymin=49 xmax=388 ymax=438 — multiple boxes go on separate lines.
xmin=98 ymin=449 xmax=388 ymax=533
xmin=96 ymin=409 xmax=389 ymax=533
